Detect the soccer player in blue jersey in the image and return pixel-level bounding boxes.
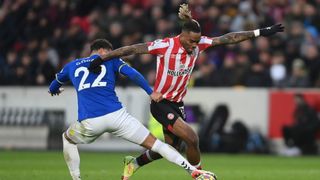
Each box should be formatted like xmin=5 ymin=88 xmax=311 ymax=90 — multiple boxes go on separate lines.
xmin=48 ymin=39 xmax=213 ymax=180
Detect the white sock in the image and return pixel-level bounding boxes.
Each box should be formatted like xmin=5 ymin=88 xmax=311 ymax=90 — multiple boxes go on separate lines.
xmin=194 ymin=161 xmax=202 ymax=169
xmin=62 ymin=133 xmax=81 ymax=180
xmin=151 ymin=139 xmax=196 ymax=174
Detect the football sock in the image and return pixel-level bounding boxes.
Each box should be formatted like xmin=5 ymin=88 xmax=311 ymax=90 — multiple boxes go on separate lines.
xmin=136 ymin=150 xmax=162 ymax=167
xmin=151 ymin=139 xmax=196 ymax=174
xmin=62 ymin=133 xmax=81 ymax=180
xmin=194 ymin=162 xmax=202 ymax=170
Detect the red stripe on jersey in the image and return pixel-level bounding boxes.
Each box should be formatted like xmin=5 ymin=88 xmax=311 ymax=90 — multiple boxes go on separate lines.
xmin=154 ymin=38 xmax=174 ymax=92
xmin=173 ymin=52 xmax=198 ymax=102
xmin=150 ymin=36 xmax=211 ymax=102
xmin=159 ymin=40 xmax=180 ymax=94
xmin=165 ymin=50 xmax=188 ymax=100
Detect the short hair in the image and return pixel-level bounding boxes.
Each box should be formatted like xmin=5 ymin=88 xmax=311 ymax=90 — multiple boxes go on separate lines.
xmin=182 ymin=19 xmax=201 ymax=33
xmin=90 ymin=39 xmax=113 ymax=52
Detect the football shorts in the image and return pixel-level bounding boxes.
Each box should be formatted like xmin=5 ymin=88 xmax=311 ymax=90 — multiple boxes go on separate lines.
xmin=65 ymin=108 xmax=150 ymax=145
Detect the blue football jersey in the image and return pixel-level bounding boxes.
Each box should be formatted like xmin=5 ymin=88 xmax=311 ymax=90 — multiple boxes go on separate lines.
xmin=56 ymin=55 xmax=127 ymax=121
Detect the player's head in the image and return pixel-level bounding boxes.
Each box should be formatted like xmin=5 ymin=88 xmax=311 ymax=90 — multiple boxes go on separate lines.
xmin=178 ymin=4 xmax=201 ymax=54
xmin=90 ymin=39 xmax=113 ymax=56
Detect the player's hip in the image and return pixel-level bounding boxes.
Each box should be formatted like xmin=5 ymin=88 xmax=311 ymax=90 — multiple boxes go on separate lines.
xmin=150 ymin=99 xmax=186 ymax=130
xmin=66 ymin=107 xmax=148 ymax=144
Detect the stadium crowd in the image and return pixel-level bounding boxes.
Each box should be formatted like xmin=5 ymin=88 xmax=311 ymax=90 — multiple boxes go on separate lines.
xmin=0 ymin=0 xmax=320 ymax=88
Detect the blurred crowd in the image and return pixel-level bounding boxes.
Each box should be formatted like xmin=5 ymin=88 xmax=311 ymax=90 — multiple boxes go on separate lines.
xmin=0 ymin=0 xmax=320 ymax=88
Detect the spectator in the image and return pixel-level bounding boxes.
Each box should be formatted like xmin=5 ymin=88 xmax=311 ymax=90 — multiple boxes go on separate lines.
xmin=33 ymin=49 xmax=55 ymax=85
xmin=287 ymin=59 xmax=310 ymax=87
xmin=0 ymin=0 xmax=319 ymax=88
xmin=282 ymin=94 xmax=320 ymax=155
xmin=270 ymin=52 xmax=287 ymax=87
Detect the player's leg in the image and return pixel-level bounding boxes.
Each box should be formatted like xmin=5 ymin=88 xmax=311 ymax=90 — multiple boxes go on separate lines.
xmin=171 ymin=117 xmax=202 ymax=167
xmin=113 ymin=109 xmax=213 ymax=179
xmin=135 ymin=123 xmax=201 ymax=168
xmin=141 ymin=134 xmax=216 ymax=180
xmin=141 ymin=134 xmax=197 ymax=173
xmin=135 ymin=100 xmax=202 ymax=168
xmin=62 ymin=118 xmax=105 ymax=180
xmin=62 ymin=132 xmax=81 ymax=180
xmin=134 ymin=128 xmax=181 ymax=167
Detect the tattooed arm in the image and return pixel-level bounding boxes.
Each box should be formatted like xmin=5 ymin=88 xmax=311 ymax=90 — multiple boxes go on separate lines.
xmin=211 ymin=31 xmax=255 ymax=46
xmin=211 ymin=24 xmax=284 ymax=46
xmin=100 ymin=43 xmax=149 ymax=60
xmin=88 ymin=43 xmax=149 ymax=73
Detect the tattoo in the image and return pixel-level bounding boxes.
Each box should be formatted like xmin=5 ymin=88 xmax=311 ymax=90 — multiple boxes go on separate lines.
xmin=101 ymin=43 xmax=149 ymax=60
xmin=211 ymin=31 xmax=255 ymax=46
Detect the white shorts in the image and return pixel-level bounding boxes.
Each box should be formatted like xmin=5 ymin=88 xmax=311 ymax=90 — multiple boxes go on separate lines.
xmin=65 ymin=108 xmax=150 ymax=145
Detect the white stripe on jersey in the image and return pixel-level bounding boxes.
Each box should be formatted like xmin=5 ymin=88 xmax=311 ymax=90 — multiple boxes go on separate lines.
xmin=55 ymin=74 xmax=65 ymax=84
xmin=170 ymin=50 xmax=191 ymax=100
xmin=177 ymin=47 xmax=199 ymax=102
xmin=148 ymin=41 xmax=169 ymax=51
xmin=156 ymin=38 xmax=174 ymax=93
xmin=163 ymin=47 xmax=184 ymax=98
xmin=199 ymin=37 xmax=213 ymax=45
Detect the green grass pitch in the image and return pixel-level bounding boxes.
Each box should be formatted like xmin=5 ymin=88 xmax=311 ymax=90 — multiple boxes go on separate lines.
xmin=0 ymin=151 xmax=319 ymax=180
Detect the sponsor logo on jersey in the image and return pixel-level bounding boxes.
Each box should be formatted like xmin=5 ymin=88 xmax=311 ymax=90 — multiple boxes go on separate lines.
xmin=167 ymin=67 xmax=192 ymax=77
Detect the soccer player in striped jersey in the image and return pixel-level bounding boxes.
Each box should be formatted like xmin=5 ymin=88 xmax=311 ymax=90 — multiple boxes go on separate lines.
xmin=88 ymin=4 xmax=284 ymax=179
xmin=48 ymin=39 xmax=216 ymax=180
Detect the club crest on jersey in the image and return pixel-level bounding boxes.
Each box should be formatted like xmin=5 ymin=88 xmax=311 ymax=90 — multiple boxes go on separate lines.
xmin=180 ymin=64 xmax=186 ymax=69
xmin=167 ymin=113 xmax=175 ymax=120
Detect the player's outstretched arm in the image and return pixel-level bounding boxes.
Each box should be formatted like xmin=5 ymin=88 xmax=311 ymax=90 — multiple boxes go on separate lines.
xmin=48 ymin=80 xmax=64 ymax=96
xmin=102 ymin=43 xmax=149 ymax=60
xmin=88 ymin=43 xmax=149 ymax=73
xmin=211 ymin=24 xmax=284 ymax=46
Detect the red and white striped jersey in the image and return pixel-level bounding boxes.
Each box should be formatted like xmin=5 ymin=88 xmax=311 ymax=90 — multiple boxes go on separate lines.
xmin=147 ymin=35 xmax=212 ymax=102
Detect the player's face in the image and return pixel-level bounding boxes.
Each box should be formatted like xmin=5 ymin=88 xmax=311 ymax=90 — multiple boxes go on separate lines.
xmin=182 ymin=31 xmax=201 ymax=54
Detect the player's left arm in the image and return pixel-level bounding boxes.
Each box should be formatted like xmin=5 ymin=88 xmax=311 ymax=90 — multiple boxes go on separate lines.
xmin=211 ymin=24 xmax=284 ymax=46
xmin=49 ymin=65 xmax=70 ymax=96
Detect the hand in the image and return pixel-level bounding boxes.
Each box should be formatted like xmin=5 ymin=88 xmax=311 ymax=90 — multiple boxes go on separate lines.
xmin=88 ymin=56 xmax=103 ymax=73
xmin=48 ymin=88 xmax=64 ymax=96
xmin=150 ymin=92 xmax=163 ymax=102
xmin=260 ymin=24 xmax=284 ymax=37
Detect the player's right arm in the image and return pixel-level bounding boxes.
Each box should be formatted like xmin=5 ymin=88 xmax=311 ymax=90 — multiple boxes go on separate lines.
xmin=102 ymin=43 xmax=149 ymax=59
xmin=88 ymin=43 xmax=148 ymax=73
xmin=48 ymin=64 xmax=70 ymax=96
xmin=89 ymin=39 xmax=168 ymax=73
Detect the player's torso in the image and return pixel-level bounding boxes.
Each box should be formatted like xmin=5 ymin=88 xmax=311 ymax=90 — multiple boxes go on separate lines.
xmin=155 ymin=37 xmax=199 ymax=102
xmin=69 ymin=57 xmax=117 ymax=93
xmin=68 ymin=56 xmax=122 ymax=120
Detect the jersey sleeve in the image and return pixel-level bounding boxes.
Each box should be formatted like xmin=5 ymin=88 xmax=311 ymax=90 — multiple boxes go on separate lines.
xmin=113 ymin=58 xmax=127 ymax=73
xmin=147 ymin=39 xmax=169 ymax=55
xmin=113 ymin=58 xmax=153 ymax=95
xmin=198 ymin=36 xmax=213 ymax=52
xmin=55 ymin=64 xmax=70 ymax=84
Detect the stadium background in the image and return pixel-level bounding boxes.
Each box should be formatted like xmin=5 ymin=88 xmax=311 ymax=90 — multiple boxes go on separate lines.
xmin=0 ymin=0 xmax=320 ymax=179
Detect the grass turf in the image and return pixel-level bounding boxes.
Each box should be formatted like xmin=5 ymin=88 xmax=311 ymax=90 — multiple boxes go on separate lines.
xmin=0 ymin=151 xmax=319 ymax=180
